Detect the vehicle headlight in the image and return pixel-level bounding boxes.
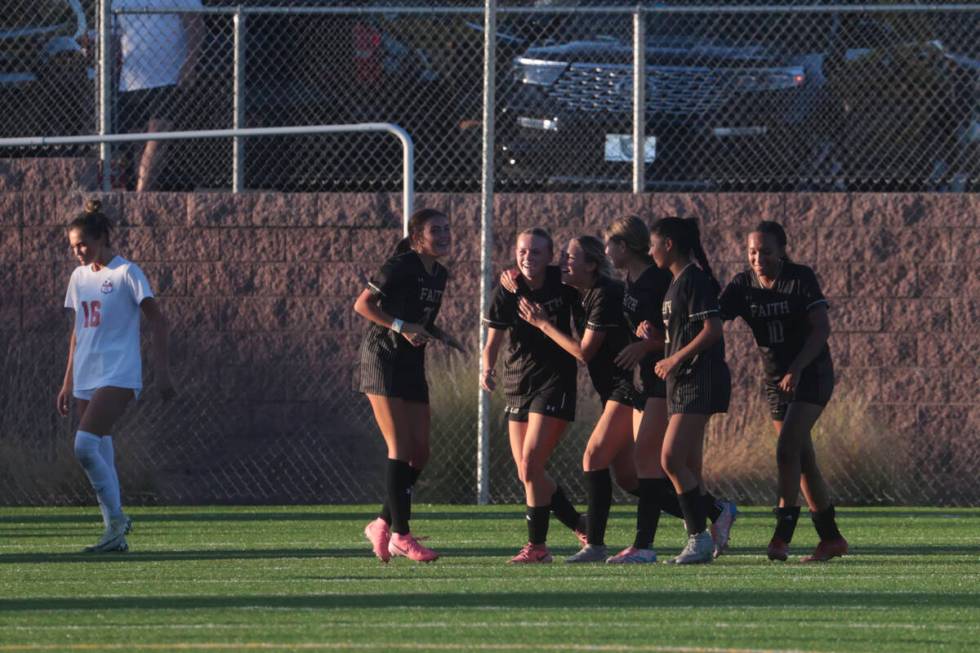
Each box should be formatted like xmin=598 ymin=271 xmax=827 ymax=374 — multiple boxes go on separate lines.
xmin=514 ymin=58 xmax=568 ymax=86
xmin=735 ymin=67 xmax=805 ymax=91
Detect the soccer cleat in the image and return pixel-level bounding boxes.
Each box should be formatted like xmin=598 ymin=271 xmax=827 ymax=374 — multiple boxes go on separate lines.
xmin=388 ymin=532 xmax=439 ymax=563
xmin=508 ymin=542 xmax=553 ymax=564
xmin=565 ymin=544 xmax=608 ymax=563
xmin=710 ymin=500 xmax=738 ymax=559
xmin=364 ymin=517 xmax=392 ymax=563
xmin=606 ymin=546 xmax=658 ymax=564
xmin=667 ymin=531 xmax=714 ymax=565
xmin=767 ymin=536 xmax=790 ymax=562
xmin=801 ymin=536 xmax=849 ymax=563
xmin=83 ymin=516 xmax=129 ymax=553
xmin=124 ymin=515 xmax=133 ymax=535
xmin=573 ymin=515 xmax=588 ymax=547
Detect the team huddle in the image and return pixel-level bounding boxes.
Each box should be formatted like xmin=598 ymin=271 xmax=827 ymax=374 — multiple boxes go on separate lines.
xmin=60 ymin=201 xmax=847 ymax=564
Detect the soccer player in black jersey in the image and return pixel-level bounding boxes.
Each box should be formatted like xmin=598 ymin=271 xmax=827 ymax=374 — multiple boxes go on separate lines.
xmin=650 ymin=217 xmax=731 ymax=565
xmin=481 ymin=228 xmax=585 ymax=563
xmin=719 ymin=221 xmax=848 ymax=563
xmin=515 ymin=236 xmax=639 ymax=563
xmin=603 ymin=216 xmax=738 ymax=563
xmin=354 ymin=208 xmax=464 ymax=564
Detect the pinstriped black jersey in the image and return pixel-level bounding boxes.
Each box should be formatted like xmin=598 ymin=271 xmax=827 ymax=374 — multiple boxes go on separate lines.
xmin=662 ymin=263 xmax=726 ymax=378
xmin=575 ymin=276 xmax=633 ymax=399
xmin=719 ymin=262 xmax=832 ymax=378
xmin=363 ymin=250 xmax=447 ymax=358
xmin=623 ymin=263 xmax=671 ymax=367
xmin=484 ymin=266 xmax=577 ymax=399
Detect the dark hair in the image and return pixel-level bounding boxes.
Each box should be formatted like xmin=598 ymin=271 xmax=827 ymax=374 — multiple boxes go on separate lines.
xmin=605 ymin=215 xmax=653 ymax=264
xmin=573 ymin=235 xmax=614 ymax=280
xmin=651 ymin=216 xmax=719 ymax=293
xmin=394 ymin=207 xmax=448 ymax=255
xmin=516 ymin=226 xmax=554 ymax=255
xmin=67 ymin=199 xmax=112 ymax=247
xmin=752 ymin=220 xmax=791 ymax=261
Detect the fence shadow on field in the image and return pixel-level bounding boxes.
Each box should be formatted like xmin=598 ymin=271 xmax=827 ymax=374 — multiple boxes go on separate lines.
xmin=3 ymin=590 xmax=979 ymax=613
xmin=0 ymin=511 xmax=385 ymax=525
xmin=0 ymin=547 xmax=366 ymax=565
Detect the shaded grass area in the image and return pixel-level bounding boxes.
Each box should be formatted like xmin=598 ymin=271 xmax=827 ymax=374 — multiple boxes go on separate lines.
xmin=1 ymin=505 xmax=979 ymax=652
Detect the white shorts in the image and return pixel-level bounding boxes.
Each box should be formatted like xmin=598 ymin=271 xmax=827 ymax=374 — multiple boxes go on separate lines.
xmin=74 ymin=387 xmax=141 ymax=401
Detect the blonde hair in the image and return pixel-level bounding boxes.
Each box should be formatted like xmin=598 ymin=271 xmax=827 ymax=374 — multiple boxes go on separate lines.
xmin=574 ymin=235 xmax=614 ymax=280
xmin=605 ymin=215 xmax=653 ymax=264
xmin=517 ymin=227 xmax=554 ymax=255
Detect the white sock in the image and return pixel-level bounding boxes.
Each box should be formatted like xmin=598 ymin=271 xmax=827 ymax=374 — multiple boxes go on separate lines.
xmin=74 ymin=431 xmax=122 ymax=521
xmin=98 ymin=436 xmax=123 ymax=527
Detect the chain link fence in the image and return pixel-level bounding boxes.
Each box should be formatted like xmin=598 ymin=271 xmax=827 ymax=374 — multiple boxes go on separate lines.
xmin=0 ymin=1 xmax=977 ymax=191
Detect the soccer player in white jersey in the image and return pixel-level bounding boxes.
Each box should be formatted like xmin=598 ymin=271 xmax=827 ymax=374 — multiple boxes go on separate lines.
xmin=56 ymin=199 xmax=174 ymax=552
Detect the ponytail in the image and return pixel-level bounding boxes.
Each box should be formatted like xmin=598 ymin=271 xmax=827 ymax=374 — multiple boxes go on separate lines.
xmin=67 ymin=198 xmax=112 ymax=246
xmin=394 ymin=237 xmax=412 ymax=255
xmin=651 ymin=216 xmax=719 ymax=293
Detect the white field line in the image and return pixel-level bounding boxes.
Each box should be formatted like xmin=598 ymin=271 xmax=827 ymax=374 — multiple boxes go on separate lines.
xmin=0 ymin=642 xmax=832 ymax=653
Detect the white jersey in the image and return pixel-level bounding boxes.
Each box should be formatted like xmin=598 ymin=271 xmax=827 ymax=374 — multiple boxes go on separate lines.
xmin=114 ymin=0 xmax=202 ymax=92
xmin=64 ymin=256 xmax=154 ymax=392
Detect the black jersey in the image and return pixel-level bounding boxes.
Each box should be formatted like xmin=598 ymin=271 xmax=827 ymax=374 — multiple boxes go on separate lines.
xmin=662 ymin=263 xmax=726 ymax=377
xmin=574 ymin=276 xmax=634 ymax=400
xmin=623 ymin=263 xmax=671 ymax=361
xmin=362 ymin=250 xmax=448 ymax=358
xmin=719 ymin=262 xmax=832 ymax=379
xmin=484 ymin=266 xmax=578 ymax=399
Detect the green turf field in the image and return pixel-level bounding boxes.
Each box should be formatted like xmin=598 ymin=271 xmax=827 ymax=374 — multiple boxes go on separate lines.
xmin=1 ymin=506 xmax=978 ymax=652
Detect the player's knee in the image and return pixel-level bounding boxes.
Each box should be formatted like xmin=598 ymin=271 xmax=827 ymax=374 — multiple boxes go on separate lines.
xmin=73 ymin=433 xmax=99 ymax=465
xmin=776 ymin=439 xmax=802 ymax=468
xmin=660 ymin=447 xmax=684 ymax=478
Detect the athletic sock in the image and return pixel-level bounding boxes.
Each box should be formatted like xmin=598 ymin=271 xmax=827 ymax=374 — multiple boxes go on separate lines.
xmin=74 ymin=431 xmax=121 ymax=520
xmin=585 ymin=469 xmax=612 ymax=546
xmin=659 ymin=482 xmax=683 ymax=519
xmin=633 ymin=478 xmax=662 ymax=549
xmin=550 ymin=485 xmax=582 ymax=531
xmin=678 ymin=488 xmax=707 ymax=536
xmin=812 ymin=504 xmax=843 ymax=541
xmin=527 ymin=505 xmax=551 ymax=545
xmin=385 ymin=459 xmax=413 ymax=535
xmin=700 ymin=487 xmax=723 ymax=522
xmin=625 ymin=485 xmax=641 ymax=498
xmin=380 ymin=466 xmax=421 ymax=525
xmin=773 ymin=506 xmax=801 ymax=543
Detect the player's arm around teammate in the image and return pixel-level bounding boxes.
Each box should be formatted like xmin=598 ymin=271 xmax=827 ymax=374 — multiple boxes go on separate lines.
xmin=650 ymin=217 xmax=731 ymax=565
xmin=57 ymin=199 xmax=173 ymax=553
xmin=481 ymin=228 xmax=584 ymax=563
xmin=355 ymin=209 xmax=461 ymax=564
xmin=718 ymin=221 xmax=847 ymax=563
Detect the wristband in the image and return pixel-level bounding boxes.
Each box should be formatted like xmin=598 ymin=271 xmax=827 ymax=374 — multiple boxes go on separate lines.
xmin=391 ymin=318 xmax=405 ymax=334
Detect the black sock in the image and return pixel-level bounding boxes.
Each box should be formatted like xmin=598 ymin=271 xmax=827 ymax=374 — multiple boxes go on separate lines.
xmin=812 ymin=504 xmax=843 ymax=541
xmin=678 ymin=488 xmax=707 ymax=536
xmin=585 ymin=469 xmax=612 ymax=546
xmin=380 ymin=466 xmax=421 ymax=524
xmin=633 ymin=478 xmax=662 ymax=549
xmin=773 ymin=506 xmax=801 ymax=543
xmin=385 ymin=459 xmax=413 ymax=535
xmin=527 ymin=505 xmax=551 ymax=545
xmin=659 ymin=482 xmax=683 ymax=519
xmin=625 ymin=485 xmax=641 ymax=498
xmin=550 ymin=485 xmax=582 ymax=531
xmin=700 ymin=487 xmax=723 ymax=522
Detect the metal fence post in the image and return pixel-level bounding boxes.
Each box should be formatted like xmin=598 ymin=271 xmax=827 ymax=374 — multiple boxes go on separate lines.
xmin=232 ymin=6 xmax=246 ymax=193
xmin=98 ymin=0 xmax=112 ymax=192
xmin=632 ymin=8 xmax=646 ymax=194
xmin=477 ymin=0 xmax=497 ymax=505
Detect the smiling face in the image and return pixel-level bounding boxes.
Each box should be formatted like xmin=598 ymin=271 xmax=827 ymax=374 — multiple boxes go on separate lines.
xmin=68 ymin=228 xmax=106 ymax=267
xmin=560 ymin=239 xmax=596 ymax=288
xmin=515 ymin=233 xmax=552 ymax=281
xmin=747 ymin=231 xmax=783 ymax=279
xmin=415 ymin=214 xmax=451 ymax=259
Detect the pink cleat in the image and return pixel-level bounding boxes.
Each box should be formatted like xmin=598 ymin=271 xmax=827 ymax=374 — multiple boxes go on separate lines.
xmin=606 ymin=546 xmax=658 ymax=564
xmin=508 ymin=542 xmax=553 ymax=564
xmin=364 ymin=517 xmax=391 ymax=563
xmin=388 ymin=532 xmax=439 ymax=563
xmin=801 ymin=536 xmax=848 ymax=563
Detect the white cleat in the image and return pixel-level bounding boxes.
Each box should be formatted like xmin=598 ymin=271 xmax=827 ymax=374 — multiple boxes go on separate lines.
xmin=668 ymin=531 xmax=714 ymax=565
xmin=711 ymin=501 xmax=738 ymax=558
xmin=84 ymin=515 xmax=130 ymax=553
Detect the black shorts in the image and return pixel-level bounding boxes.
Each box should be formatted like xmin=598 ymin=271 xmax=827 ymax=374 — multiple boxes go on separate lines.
xmin=636 ymin=366 xmax=667 ymax=408
xmin=506 ymin=385 xmax=576 ymax=423
xmin=765 ymin=366 xmax=834 ymax=421
xmin=117 ymin=86 xmax=180 ymax=133
xmin=599 ymin=377 xmax=639 ymax=408
xmin=358 ymin=340 xmax=429 ymax=404
xmin=667 ymin=358 xmax=731 ymax=416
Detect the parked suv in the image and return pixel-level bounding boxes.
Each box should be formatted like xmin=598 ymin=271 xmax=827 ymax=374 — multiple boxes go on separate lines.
xmin=0 ymin=0 xmax=92 ymax=138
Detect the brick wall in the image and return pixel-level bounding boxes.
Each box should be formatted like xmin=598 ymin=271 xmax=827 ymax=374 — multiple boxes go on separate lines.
xmin=0 ymin=188 xmax=977 ymax=504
